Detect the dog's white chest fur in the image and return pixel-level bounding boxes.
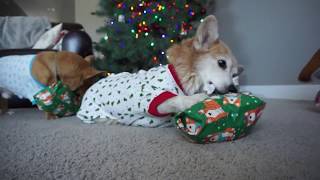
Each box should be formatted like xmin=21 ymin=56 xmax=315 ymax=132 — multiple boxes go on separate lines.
xmin=77 ymin=64 xmax=184 ymax=127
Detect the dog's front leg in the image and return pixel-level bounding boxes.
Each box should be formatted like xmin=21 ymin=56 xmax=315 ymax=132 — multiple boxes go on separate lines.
xmin=158 ymin=93 xmax=208 ymax=114
xmin=45 ymin=112 xmax=58 ymax=120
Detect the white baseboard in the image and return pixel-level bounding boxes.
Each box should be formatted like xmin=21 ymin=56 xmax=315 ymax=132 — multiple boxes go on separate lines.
xmin=240 ymin=84 xmax=320 ymax=101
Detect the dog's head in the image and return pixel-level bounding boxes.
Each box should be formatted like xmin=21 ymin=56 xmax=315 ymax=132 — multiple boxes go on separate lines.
xmin=34 ymin=52 xmax=104 ymax=95
xmin=167 ymin=15 xmax=243 ymax=95
xmin=55 ymin=52 xmax=104 ymax=92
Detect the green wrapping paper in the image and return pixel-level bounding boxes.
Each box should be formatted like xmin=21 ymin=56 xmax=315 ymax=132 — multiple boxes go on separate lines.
xmin=33 ymin=81 xmax=80 ymax=117
xmin=174 ymin=93 xmax=266 ymax=143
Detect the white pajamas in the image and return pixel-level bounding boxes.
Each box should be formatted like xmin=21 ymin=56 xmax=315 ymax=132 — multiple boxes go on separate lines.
xmin=0 ymin=55 xmax=45 ymax=104
xmin=77 ymin=64 xmax=185 ymax=127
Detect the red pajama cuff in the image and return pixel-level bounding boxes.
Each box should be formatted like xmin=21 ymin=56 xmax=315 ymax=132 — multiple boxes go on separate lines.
xmin=148 ymin=91 xmax=177 ymax=117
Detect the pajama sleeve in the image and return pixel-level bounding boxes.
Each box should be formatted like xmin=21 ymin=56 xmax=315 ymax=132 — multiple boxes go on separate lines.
xmin=147 ymin=91 xmax=177 ymax=117
xmin=142 ymin=66 xmax=183 ymax=118
xmin=138 ymin=78 xmax=180 ymax=117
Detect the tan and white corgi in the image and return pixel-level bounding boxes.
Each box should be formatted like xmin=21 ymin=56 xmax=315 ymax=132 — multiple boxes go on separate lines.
xmin=77 ymin=15 xmax=243 ymax=127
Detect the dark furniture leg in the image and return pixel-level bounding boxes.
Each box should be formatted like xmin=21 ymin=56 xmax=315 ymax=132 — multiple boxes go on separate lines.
xmin=298 ymin=49 xmax=320 ymax=82
xmin=0 ymin=97 xmax=8 ymax=114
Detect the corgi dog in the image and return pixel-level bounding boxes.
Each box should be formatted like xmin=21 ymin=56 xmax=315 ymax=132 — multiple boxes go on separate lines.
xmin=0 ymin=51 xmax=103 ymax=119
xmin=77 ymin=15 xmax=243 ymax=127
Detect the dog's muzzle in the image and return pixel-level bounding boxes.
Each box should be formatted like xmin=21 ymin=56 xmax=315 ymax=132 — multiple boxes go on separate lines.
xmin=212 ymin=85 xmax=238 ymax=95
xmin=228 ymin=85 xmax=238 ymax=93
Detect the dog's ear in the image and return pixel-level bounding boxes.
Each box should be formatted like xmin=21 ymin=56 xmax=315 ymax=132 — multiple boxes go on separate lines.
xmin=238 ymin=65 xmax=244 ymax=75
xmin=82 ymin=66 xmax=104 ymax=80
xmin=232 ymin=65 xmax=244 ymax=77
xmin=63 ymin=67 xmax=103 ymax=91
xmin=84 ymin=55 xmax=95 ymax=64
xmin=193 ymin=15 xmax=219 ymax=51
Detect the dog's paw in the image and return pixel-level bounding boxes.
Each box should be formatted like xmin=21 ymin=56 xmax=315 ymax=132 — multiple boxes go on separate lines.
xmin=190 ymin=93 xmax=209 ymax=102
xmin=203 ymin=83 xmax=216 ymax=95
xmin=45 ymin=112 xmax=59 ymax=120
xmin=180 ymin=93 xmax=209 ymax=111
xmin=158 ymin=94 xmax=209 ymax=114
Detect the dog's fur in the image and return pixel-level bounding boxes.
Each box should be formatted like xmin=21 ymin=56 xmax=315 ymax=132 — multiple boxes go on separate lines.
xmin=0 ymin=51 xmax=103 ymax=119
xmin=158 ymin=15 xmax=242 ymax=114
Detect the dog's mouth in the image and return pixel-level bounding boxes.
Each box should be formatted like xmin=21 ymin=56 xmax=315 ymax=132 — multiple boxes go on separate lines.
xmin=212 ymin=89 xmax=228 ymax=95
xmin=199 ymin=84 xmax=238 ymax=96
xmin=215 ymin=87 xmax=238 ymax=95
xmin=214 ymin=86 xmax=238 ymax=95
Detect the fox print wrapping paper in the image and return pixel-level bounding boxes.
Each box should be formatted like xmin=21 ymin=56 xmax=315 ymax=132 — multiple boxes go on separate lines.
xmin=174 ymin=93 xmax=266 ymax=143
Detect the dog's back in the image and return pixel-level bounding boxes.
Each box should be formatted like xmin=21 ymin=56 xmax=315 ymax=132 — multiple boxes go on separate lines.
xmin=0 ymin=54 xmax=45 ymax=102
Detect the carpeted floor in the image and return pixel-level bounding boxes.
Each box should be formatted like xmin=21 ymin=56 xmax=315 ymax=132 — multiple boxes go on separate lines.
xmin=0 ymin=99 xmax=319 ymax=180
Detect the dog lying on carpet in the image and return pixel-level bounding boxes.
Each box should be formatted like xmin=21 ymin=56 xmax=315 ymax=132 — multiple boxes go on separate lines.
xmin=77 ymin=15 xmax=243 ymax=127
xmin=0 ymin=51 xmax=103 ymax=119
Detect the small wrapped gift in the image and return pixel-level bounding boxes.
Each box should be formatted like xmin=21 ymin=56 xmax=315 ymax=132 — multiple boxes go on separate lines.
xmin=174 ymin=93 xmax=266 ymax=143
xmin=33 ymin=81 xmax=80 ymax=117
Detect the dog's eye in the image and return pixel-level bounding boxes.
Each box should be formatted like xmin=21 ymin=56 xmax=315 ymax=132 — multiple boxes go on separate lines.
xmin=218 ymin=59 xmax=227 ymax=69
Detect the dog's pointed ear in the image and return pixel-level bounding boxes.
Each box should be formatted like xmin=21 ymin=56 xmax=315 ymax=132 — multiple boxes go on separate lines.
xmin=82 ymin=67 xmax=104 ymax=80
xmin=238 ymin=65 xmax=244 ymax=75
xmin=84 ymin=55 xmax=95 ymax=64
xmin=193 ymin=15 xmax=219 ymax=51
xmin=232 ymin=65 xmax=244 ymax=77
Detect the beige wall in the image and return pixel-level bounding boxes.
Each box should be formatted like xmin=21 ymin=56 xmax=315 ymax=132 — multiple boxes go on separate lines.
xmin=75 ymin=0 xmax=104 ymax=42
xmin=214 ymin=0 xmax=320 ymax=85
xmin=15 ymin=0 xmax=75 ymax=22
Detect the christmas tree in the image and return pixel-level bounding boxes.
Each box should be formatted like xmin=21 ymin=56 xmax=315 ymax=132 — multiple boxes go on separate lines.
xmin=94 ymin=0 xmax=207 ymax=73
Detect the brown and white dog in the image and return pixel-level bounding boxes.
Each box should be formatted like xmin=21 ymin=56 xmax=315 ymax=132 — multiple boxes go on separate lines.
xmin=0 ymin=51 xmax=103 ymax=119
xmin=77 ymin=15 xmax=243 ymax=127
xmin=159 ymin=15 xmax=242 ymax=113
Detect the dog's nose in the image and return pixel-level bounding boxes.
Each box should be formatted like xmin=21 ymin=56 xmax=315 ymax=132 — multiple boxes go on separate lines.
xmin=228 ymin=85 xmax=238 ymax=93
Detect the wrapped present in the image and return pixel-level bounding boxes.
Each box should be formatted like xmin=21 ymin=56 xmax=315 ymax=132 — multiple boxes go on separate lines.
xmin=33 ymin=81 xmax=80 ymax=117
xmin=174 ymin=93 xmax=266 ymax=143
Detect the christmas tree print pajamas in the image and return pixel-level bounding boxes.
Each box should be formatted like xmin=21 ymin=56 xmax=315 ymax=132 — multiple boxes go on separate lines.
xmin=0 ymin=55 xmax=45 ymax=104
xmin=77 ymin=64 xmax=185 ymax=127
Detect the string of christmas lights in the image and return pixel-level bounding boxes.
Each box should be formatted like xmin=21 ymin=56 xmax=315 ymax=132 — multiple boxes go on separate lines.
xmin=96 ymin=0 xmax=207 ymax=72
